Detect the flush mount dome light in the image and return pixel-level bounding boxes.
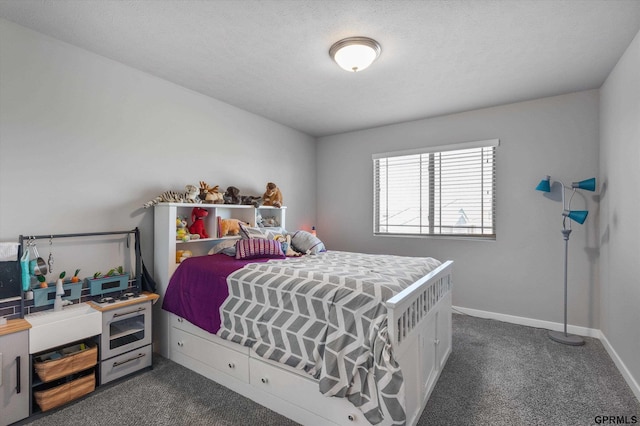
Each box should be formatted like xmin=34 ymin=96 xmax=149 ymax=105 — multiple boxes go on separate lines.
xmin=329 ymin=37 xmax=381 ymax=72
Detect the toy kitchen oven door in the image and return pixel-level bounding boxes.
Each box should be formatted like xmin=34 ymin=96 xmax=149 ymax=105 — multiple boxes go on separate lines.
xmin=99 ymin=300 xmax=153 ymax=384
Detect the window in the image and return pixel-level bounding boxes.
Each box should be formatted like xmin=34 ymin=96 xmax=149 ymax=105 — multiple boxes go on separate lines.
xmin=373 ymin=139 xmax=498 ymax=239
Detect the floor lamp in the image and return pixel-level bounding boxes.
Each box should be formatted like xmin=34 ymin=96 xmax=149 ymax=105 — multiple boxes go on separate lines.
xmin=536 ymin=175 xmax=596 ymax=346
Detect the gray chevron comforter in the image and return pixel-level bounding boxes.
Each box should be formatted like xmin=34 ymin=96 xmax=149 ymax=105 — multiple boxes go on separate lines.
xmin=217 ymin=251 xmax=441 ymax=425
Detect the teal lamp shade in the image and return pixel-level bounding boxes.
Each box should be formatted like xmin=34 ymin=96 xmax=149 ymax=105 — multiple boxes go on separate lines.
xmin=572 ymin=177 xmax=596 ymax=191
xmin=536 ymin=176 xmax=551 ymax=192
xmin=564 ymin=210 xmax=588 ymax=224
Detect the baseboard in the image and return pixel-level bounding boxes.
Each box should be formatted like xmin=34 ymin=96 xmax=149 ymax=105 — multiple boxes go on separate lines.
xmin=452 ymin=305 xmax=600 ymax=337
xmin=598 ymin=332 xmax=640 ymax=402
xmin=453 ymin=305 xmax=640 ymax=402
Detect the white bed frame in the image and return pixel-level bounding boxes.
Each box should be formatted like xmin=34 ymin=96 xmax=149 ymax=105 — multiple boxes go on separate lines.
xmin=155 ymin=260 xmax=452 ymax=426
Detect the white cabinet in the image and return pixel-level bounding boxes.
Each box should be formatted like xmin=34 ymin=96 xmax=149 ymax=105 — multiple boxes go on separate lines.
xmin=0 ymin=323 xmax=29 ymax=426
xmin=152 ymin=203 xmax=285 ymax=358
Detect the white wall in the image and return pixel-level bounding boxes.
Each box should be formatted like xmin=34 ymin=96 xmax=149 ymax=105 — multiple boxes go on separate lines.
xmin=0 ymin=19 xmax=316 ymax=276
xmin=599 ymin=29 xmax=640 ymax=396
xmin=317 ymin=91 xmax=600 ymax=329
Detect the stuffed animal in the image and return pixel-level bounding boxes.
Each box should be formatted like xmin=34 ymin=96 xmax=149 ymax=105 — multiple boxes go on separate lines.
xmin=184 ymin=184 xmax=200 ymax=202
xmin=189 ymin=207 xmax=209 ymax=239
xmin=262 ymin=182 xmax=283 ymax=208
xmin=224 ymin=186 xmax=262 ymax=207
xmin=274 ymin=234 xmax=301 ymax=257
xmin=224 ymin=186 xmax=242 ymax=204
xmin=143 ymin=185 xmax=200 ymax=208
xmin=176 ymin=217 xmax=190 ymax=242
xmin=219 ymin=218 xmax=245 ymax=237
xmin=176 ymin=250 xmax=193 ymax=263
xmin=199 ymin=181 xmax=225 ymax=204
xmin=177 ymin=216 xmax=200 ymax=241
xmin=261 ymin=216 xmax=279 ymax=227
xmin=240 ymin=195 xmax=262 ymax=207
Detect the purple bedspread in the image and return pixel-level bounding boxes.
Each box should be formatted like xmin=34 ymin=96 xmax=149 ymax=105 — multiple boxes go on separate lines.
xmin=162 ymin=254 xmax=269 ymax=333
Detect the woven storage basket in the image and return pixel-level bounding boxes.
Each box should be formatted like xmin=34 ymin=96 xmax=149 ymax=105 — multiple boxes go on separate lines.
xmin=34 ymin=343 xmax=97 ymax=383
xmin=34 ymin=374 xmax=95 ymax=412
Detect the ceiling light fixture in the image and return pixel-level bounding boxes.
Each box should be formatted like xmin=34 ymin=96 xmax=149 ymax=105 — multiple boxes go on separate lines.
xmin=329 ymin=37 xmax=381 ymax=72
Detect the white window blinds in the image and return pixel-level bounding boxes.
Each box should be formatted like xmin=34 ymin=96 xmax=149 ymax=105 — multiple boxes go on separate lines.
xmin=373 ymin=139 xmax=498 ymax=238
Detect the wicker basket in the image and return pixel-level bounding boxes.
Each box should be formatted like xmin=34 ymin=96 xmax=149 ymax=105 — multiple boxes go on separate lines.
xmin=34 ymin=343 xmax=97 ymax=383
xmin=34 ymin=373 xmax=95 ymax=412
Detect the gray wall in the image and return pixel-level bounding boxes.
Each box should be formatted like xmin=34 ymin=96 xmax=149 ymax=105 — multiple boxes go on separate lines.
xmin=317 ymin=91 xmax=600 ymax=329
xmin=0 ymin=19 xmax=316 ymax=276
xmin=599 ymin=29 xmax=640 ymax=393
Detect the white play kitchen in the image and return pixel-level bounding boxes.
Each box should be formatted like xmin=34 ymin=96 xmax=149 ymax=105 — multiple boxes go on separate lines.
xmin=0 ymin=230 xmax=157 ymax=425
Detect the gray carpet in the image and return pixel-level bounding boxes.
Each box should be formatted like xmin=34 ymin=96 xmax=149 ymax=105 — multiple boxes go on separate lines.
xmin=22 ymin=314 xmax=639 ymax=426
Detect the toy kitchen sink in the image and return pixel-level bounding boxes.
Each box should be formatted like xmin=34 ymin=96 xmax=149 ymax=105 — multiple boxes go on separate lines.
xmin=25 ymin=303 xmax=102 ymax=353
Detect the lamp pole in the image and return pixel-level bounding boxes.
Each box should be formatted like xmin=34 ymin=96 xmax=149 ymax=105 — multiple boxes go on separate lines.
xmin=536 ymin=176 xmax=595 ymax=347
xmin=548 ymin=221 xmax=585 ymax=345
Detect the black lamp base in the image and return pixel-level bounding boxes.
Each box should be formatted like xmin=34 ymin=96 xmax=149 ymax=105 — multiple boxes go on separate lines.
xmin=548 ymin=330 xmax=585 ymax=346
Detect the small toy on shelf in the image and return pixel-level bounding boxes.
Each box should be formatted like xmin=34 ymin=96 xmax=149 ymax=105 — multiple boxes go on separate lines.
xmin=223 ymin=186 xmax=242 ymax=204
xmin=189 ymin=207 xmax=209 ymax=239
xmin=261 ymin=216 xmax=280 ymax=227
xmin=219 ymin=218 xmax=245 ymax=237
xmin=176 ymin=250 xmax=193 ymax=263
xmin=262 ymin=182 xmax=283 ymax=208
xmin=224 ymin=186 xmax=262 ymax=206
xmin=92 ymin=266 xmax=125 ymax=280
xmin=37 ymin=275 xmax=47 ymax=288
xmin=177 ymin=217 xmax=200 ymax=242
xmin=143 ymin=185 xmax=200 ymax=208
xmin=71 ymin=269 xmax=81 ymax=283
xmin=199 ymin=181 xmax=225 ymax=204
xmin=176 ymin=217 xmax=190 ymax=242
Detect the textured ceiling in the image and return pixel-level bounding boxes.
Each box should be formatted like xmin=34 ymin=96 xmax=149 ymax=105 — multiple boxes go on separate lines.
xmin=1 ymin=0 xmax=640 ymax=137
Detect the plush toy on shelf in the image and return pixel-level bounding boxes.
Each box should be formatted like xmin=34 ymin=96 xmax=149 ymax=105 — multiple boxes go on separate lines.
xmin=176 ymin=217 xmax=190 ymax=242
xmin=223 ymin=186 xmax=242 ymax=204
xmin=199 ymin=181 xmax=225 ymax=204
xmin=262 ymin=182 xmax=283 ymax=208
xmin=219 ymin=218 xmax=245 ymax=237
xmin=143 ymin=184 xmax=200 ymax=208
xmin=176 ymin=250 xmax=193 ymax=263
xmin=223 ymin=186 xmax=262 ymax=207
xmin=189 ymin=207 xmax=209 ymax=239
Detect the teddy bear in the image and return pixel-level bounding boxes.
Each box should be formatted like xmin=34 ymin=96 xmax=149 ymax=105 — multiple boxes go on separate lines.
xmin=219 ymin=218 xmax=245 ymax=237
xmin=262 ymin=182 xmax=283 ymax=208
xmin=188 ymin=207 xmax=209 ymax=239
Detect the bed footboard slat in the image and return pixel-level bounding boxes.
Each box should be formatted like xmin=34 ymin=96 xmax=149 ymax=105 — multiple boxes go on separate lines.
xmin=387 ymin=261 xmax=453 ymax=353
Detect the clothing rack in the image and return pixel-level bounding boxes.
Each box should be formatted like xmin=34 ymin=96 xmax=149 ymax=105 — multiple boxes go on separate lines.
xmin=18 ymin=228 xmax=142 ymax=318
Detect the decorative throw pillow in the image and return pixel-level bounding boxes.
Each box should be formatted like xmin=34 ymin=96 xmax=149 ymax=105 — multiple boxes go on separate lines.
xmin=290 ymin=230 xmax=325 ymax=255
xmin=239 ymin=223 xmax=269 ymax=240
xmin=235 ymin=239 xmax=285 ymax=260
xmin=239 ymin=223 xmax=281 ymax=240
xmin=208 ymin=239 xmax=238 ymax=256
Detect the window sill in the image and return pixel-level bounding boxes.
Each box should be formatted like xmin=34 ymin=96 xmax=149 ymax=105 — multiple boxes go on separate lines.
xmin=374 ymin=233 xmax=496 ymax=241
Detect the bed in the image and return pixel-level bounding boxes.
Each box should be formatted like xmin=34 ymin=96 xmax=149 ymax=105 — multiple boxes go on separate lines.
xmin=159 ymin=249 xmax=453 ymax=426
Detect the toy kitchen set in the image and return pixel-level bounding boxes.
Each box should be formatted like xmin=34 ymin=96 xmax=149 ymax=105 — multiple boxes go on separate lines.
xmin=0 ymin=229 xmax=158 ymax=425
